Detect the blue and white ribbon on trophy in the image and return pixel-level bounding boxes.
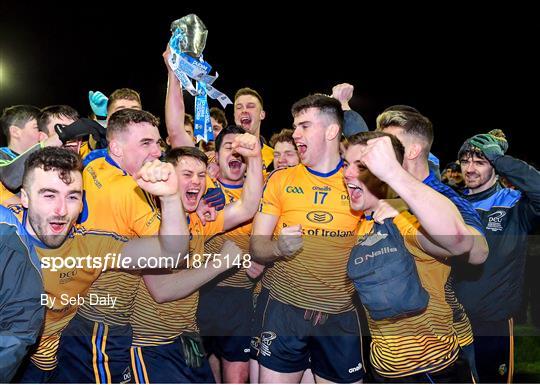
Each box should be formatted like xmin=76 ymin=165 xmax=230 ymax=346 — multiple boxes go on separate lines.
xmin=168 ymin=28 xmax=232 ymax=143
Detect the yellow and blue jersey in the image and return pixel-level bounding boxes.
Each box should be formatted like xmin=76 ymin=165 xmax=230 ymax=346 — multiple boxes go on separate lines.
xmin=130 ymin=211 xmax=225 ymax=347
xmin=358 ymin=212 xmax=459 ymax=378
xmin=10 ymin=205 xmax=126 ymax=371
xmin=78 ymin=150 xmax=159 ymax=327
xmin=204 ymin=181 xmax=253 ymax=289
xmin=258 ymin=161 xmax=361 ymax=314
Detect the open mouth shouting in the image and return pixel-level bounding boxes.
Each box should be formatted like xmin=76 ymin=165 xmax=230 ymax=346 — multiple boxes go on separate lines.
xmin=184 ymin=187 xmax=202 ymax=210
xmin=49 ymin=219 xmax=68 ymax=234
xmin=228 ymin=158 xmax=244 ymax=173
xmin=295 ymin=143 xmax=307 ymax=157
xmin=346 ymin=183 xmax=364 ymax=203
xmin=239 ymin=115 xmax=252 ymax=130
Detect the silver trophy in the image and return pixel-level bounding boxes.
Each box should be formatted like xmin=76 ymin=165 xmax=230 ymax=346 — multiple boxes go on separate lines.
xmin=170 ymin=14 xmax=208 ymax=58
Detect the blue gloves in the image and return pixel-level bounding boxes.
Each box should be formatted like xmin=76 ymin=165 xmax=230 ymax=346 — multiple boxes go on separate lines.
xmin=202 ymin=187 xmax=226 ymax=211
xmin=88 ymin=91 xmax=108 ymax=118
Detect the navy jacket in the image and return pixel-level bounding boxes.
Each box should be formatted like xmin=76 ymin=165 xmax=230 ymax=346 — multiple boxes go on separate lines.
xmin=0 ymin=206 xmax=44 ymax=382
xmin=454 ymin=155 xmax=540 ymax=322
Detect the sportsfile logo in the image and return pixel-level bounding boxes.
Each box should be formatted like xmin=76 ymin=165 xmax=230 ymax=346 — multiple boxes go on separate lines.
xmin=354 ymin=247 xmax=398 ymax=265
xmin=286 ymin=186 xmax=304 ymax=194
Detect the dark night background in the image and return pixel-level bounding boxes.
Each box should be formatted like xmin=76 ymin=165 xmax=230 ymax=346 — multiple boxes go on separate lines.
xmin=0 ymin=4 xmax=536 ymax=168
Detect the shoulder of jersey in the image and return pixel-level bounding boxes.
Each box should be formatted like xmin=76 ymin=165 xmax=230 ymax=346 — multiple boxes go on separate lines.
xmin=72 ymin=224 xmax=129 ymax=242
xmin=265 ymin=164 xmax=302 ymax=182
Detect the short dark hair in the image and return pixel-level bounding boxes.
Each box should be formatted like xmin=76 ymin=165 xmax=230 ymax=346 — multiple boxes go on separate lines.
xmin=38 ymin=105 xmax=80 ymax=133
xmin=234 ymin=87 xmax=264 ymax=108
xmin=346 ymin=131 xmax=405 ymax=165
xmin=376 ymin=110 xmax=434 ymax=153
xmin=1 ymin=105 xmax=41 ymax=142
xmin=210 ymin=107 xmax=227 ymax=127
xmin=107 ymin=88 xmax=142 ymax=113
xmin=291 ymin=94 xmax=344 ymax=133
xmin=165 ymin=146 xmax=208 ymax=167
xmin=23 ymin=147 xmax=83 ymax=188
xmin=107 ymin=109 xmax=160 ymax=140
xmin=215 ymin=125 xmax=246 ymax=152
xmin=270 ymin=128 xmax=296 ymax=149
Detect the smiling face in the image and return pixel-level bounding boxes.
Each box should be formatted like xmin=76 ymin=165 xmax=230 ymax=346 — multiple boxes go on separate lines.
xmin=234 ymin=95 xmax=265 ymax=136
xmin=174 ymin=156 xmax=207 ymax=213
xmin=460 ymin=153 xmax=497 ymax=193
xmin=216 ymin=133 xmax=247 ymax=184
xmin=343 ymin=144 xmax=387 ymax=212
xmin=21 ymin=167 xmax=83 ymax=248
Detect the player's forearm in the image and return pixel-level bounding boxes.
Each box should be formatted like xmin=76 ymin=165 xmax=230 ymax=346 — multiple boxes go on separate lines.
xmin=144 ymin=263 xmax=231 ymax=303
xmin=389 ymin=167 xmax=472 ymax=255
xmin=165 ymin=72 xmax=192 ymax=148
xmin=466 ymin=227 xmax=489 ymax=265
xmin=158 ymin=193 xmax=189 ymax=259
xmin=238 ymin=155 xmax=264 ymax=220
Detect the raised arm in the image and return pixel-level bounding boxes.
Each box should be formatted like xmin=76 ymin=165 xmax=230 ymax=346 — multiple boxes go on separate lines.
xmin=361 ymin=136 xmax=473 ymax=257
xmin=222 ymin=133 xmax=264 ymax=231
xmin=163 ymin=46 xmax=194 ymax=148
xmin=120 ymin=160 xmax=189 ymax=267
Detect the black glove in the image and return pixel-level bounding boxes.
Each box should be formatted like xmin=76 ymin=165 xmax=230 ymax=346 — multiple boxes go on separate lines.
xmin=179 ymin=332 xmax=205 ymax=368
xmin=55 ymin=118 xmax=108 ymax=149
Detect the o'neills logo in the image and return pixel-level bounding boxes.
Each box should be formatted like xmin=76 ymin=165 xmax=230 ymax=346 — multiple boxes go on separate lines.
xmin=354 ymin=247 xmax=397 ymax=265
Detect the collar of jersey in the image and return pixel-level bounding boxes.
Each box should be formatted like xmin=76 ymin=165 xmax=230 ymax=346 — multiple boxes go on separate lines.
xmin=422 ymin=169 xmax=438 ymax=185
xmin=462 ymin=181 xmax=501 ymax=201
xmin=82 ymin=148 xmax=128 ymax=176
xmin=105 ymin=153 xmax=128 ymax=176
xmin=306 ymin=159 xmax=343 ymax=178
xmin=218 ymin=180 xmax=243 ymax=189
xmin=0 ymin=147 xmax=19 ymax=159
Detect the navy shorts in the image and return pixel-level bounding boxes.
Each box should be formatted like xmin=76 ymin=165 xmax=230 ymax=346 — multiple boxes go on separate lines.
xmin=258 ymin=297 xmax=365 ymax=383
xmin=130 ymin=336 xmax=215 ymax=383
xmin=472 ymin=317 xmax=514 ymax=383
xmin=250 ymin=287 xmax=271 ymax=360
xmin=54 ymin=313 xmax=133 ymax=383
xmin=197 ymin=285 xmax=253 ymax=362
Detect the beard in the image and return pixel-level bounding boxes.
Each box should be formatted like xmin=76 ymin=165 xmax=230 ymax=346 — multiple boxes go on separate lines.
xmin=28 ymin=211 xmax=71 ymax=248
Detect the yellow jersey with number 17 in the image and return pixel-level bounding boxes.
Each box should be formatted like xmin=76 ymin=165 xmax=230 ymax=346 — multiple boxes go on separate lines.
xmin=259 ymin=161 xmax=361 ymax=314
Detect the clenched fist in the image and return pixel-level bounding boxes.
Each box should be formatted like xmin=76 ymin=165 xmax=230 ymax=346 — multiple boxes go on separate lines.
xmin=277 ymin=224 xmax=303 ymax=257
xmin=134 ymin=160 xmax=178 ymax=197
xmin=232 ymin=133 xmax=261 ymax=158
